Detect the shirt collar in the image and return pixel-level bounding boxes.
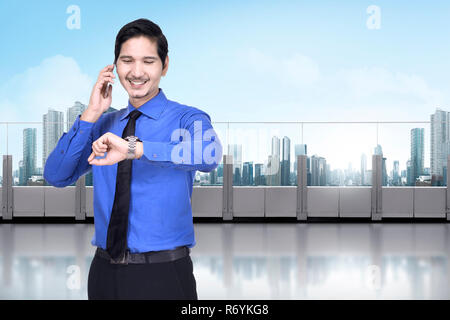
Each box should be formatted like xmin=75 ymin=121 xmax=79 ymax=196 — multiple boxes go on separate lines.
xmin=120 ymin=88 xmax=168 ymax=121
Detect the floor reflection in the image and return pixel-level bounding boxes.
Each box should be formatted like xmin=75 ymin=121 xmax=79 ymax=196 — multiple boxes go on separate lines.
xmin=0 ymin=223 xmax=449 ymax=299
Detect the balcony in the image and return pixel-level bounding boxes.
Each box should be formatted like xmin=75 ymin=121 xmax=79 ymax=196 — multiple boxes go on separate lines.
xmin=1 ymin=120 xmax=449 ymax=221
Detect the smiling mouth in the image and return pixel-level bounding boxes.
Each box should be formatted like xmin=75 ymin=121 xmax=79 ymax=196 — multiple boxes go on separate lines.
xmin=128 ymin=79 xmax=148 ymax=88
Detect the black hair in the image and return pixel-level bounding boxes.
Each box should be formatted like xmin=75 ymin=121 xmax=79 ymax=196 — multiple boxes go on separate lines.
xmin=114 ymin=18 xmax=168 ymax=69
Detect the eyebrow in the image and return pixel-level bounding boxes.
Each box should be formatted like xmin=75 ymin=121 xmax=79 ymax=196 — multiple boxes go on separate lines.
xmin=119 ymin=55 xmax=158 ymax=60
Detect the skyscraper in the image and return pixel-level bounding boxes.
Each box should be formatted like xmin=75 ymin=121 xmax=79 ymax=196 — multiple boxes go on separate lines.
xmin=22 ymin=128 xmax=37 ymax=186
xmin=281 ymin=136 xmax=290 ymax=185
xmin=242 ymin=161 xmax=254 ymax=186
xmin=228 ymin=144 xmax=242 ymax=185
xmin=430 ymin=108 xmax=450 ymax=186
xmin=311 ymin=155 xmax=327 ymax=186
xmin=254 ymin=163 xmax=264 ymax=185
xmin=374 ymin=144 xmax=387 ymax=186
xmin=267 ymin=136 xmax=281 ymax=186
xmin=43 ymin=108 xmax=64 ymax=179
xmin=407 ymin=159 xmax=413 ymax=186
xmin=411 ymin=128 xmax=424 ymax=184
xmin=392 ymin=160 xmax=400 ymax=186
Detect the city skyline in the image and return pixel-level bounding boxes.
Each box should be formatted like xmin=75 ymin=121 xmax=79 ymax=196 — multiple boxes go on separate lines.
xmin=4 ymin=104 xmax=450 ymax=188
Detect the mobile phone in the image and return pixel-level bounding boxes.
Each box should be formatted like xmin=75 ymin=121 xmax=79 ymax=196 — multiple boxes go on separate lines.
xmin=102 ymin=82 xmax=111 ymax=98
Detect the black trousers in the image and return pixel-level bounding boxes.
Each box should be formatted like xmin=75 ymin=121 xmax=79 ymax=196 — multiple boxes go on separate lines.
xmin=87 ymin=252 xmax=198 ymax=300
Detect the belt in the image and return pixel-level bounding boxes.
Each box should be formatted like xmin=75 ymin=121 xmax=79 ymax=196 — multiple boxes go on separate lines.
xmin=95 ymin=246 xmax=190 ymax=265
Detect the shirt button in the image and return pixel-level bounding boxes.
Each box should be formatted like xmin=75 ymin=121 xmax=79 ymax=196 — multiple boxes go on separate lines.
xmin=153 ymin=154 xmax=157 ymax=158
xmin=73 ymin=128 xmax=76 ymax=132
xmin=60 ymin=150 xmax=64 ymax=154
xmin=80 ymin=130 xmax=83 ymax=133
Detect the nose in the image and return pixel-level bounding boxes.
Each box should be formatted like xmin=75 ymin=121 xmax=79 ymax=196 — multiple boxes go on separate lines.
xmin=130 ymin=61 xmax=145 ymax=79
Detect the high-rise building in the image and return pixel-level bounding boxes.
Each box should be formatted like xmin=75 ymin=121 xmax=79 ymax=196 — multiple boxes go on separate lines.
xmin=406 ymin=159 xmax=413 ymax=186
xmin=228 ymin=144 xmax=242 ymax=185
xmin=311 ymin=155 xmax=327 ymax=186
xmin=392 ymin=160 xmax=400 ymax=186
xmin=374 ymin=144 xmax=387 ymax=186
xmin=293 ymin=144 xmax=307 ymax=176
xmin=430 ymin=108 xmax=450 ymax=186
xmin=242 ymin=161 xmax=254 ymax=186
xmin=281 ymin=136 xmax=290 ymax=185
xmin=43 ymin=108 xmax=64 ymax=182
xmin=411 ymin=128 xmax=424 ymax=184
xmin=254 ymin=163 xmax=264 ymax=185
xmin=22 ymin=128 xmax=37 ymax=186
xmin=267 ymin=136 xmax=281 ymax=186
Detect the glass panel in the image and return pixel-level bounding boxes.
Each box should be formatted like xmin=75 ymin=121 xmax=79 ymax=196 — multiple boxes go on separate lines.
xmin=303 ymin=122 xmax=378 ymax=186
xmin=228 ymin=122 xmax=302 ymax=186
xmin=0 ymin=123 xmax=6 ymax=185
xmin=7 ymin=122 xmax=48 ymax=187
xmin=194 ymin=121 xmax=226 ymax=186
xmin=378 ymin=122 xmax=433 ymax=186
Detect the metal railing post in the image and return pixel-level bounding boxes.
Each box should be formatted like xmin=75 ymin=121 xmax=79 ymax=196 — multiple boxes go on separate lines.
xmin=222 ymin=155 xmax=234 ymax=221
xmin=75 ymin=175 xmax=86 ymax=221
xmin=371 ymin=154 xmax=382 ymax=221
xmin=297 ymin=155 xmax=307 ymax=220
xmin=2 ymin=155 xmax=13 ymax=220
xmin=447 ymin=155 xmax=450 ymax=221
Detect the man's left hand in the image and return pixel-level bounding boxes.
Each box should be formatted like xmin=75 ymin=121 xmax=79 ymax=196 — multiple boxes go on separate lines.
xmin=88 ymin=132 xmax=132 ymax=166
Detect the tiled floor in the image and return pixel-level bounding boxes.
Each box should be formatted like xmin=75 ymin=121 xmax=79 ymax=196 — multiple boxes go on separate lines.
xmin=0 ymin=222 xmax=449 ymax=299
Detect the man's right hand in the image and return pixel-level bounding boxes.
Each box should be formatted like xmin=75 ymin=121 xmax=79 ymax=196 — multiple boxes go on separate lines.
xmin=81 ymin=64 xmax=116 ymax=123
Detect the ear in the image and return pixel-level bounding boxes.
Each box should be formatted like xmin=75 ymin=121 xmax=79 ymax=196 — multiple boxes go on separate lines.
xmin=162 ymin=55 xmax=169 ymax=76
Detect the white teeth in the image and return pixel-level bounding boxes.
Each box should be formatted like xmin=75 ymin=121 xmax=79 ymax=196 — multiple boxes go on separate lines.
xmin=130 ymin=80 xmax=146 ymax=85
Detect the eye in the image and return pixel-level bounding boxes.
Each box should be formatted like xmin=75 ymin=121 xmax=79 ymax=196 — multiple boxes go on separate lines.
xmin=144 ymin=61 xmax=154 ymax=64
xmin=123 ymin=60 xmax=131 ymax=63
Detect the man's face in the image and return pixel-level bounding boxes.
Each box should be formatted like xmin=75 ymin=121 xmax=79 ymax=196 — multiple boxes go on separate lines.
xmin=116 ymin=35 xmax=169 ymax=107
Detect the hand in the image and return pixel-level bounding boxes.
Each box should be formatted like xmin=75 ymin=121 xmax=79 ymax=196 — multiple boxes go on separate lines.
xmin=88 ymin=132 xmax=129 ymax=166
xmin=87 ymin=64 xmax=116 ymax=114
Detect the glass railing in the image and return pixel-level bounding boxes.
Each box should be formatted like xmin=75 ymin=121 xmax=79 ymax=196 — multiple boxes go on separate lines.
xmin=0 ymin=119 xmax=440 ymax=188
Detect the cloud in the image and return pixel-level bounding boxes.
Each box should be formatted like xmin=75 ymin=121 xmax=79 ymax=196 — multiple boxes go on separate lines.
xmin=0 ymin=55 xmax=93 ymax=122
xmin=237 ymin=48 xmax=444 ymax=122
xmin=242 ymin=48 xmax=320 ymax=88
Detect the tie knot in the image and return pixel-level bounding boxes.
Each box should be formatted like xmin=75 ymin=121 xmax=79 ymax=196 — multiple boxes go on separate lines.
xmin=128 ymin=109 xmax=142 ymax=121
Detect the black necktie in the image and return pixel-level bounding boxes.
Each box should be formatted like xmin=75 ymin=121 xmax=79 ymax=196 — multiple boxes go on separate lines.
xmin=106 ymin=109 xmax=142 ymax=263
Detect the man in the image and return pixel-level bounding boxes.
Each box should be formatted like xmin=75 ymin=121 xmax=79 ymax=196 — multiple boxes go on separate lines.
xmin=44 ymin=18 xmax=222 ymax=300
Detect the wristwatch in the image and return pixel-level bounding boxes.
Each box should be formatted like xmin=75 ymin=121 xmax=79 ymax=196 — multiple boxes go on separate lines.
xmin=124 ymin=136 xmax=142 ymax=159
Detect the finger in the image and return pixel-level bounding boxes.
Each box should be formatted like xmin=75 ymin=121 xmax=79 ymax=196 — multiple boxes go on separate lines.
xmin=100 ymin=71 xmax=116 ymax=79
xmin=98 ymin=75 xmax=115 ymax=84
xmin=96 ymin=78 xmax=115 ymax=91
xmin=102 ymin=64 xmax=114 ymax=72
xmin=95 ymin=140 xmax=108 ymax=150
xmin=89 ymin=157 xmax=111 ymax=166
xmin=97 ymin=73 xmax=115 ymax=85
xmin=88 ymin=151 xmax=95 ymax=162
xmin=100 ymin=65 xmax=112 ymax=75
xmin=92 ymin=145 xmax=104 ymax=157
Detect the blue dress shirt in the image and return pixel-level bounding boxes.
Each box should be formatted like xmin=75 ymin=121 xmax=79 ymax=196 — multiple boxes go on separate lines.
xmin=44 ymin=88 xmax=223 ymax=252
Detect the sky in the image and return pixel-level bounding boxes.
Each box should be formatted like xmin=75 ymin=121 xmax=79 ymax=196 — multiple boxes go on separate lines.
xmin=1 ymin=0 xmax=449 ymax=174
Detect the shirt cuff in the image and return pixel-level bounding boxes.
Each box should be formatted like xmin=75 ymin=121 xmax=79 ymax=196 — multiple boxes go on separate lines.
xmin=140 ymin=141 xmax=174 ymax=162
xmin=68 ymin=114 xmax=95 ymax=140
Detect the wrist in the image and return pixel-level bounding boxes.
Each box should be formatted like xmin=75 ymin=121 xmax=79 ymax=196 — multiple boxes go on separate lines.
xmin=80 ymin=109 xmax=101 ymax=123
xmin=136 ymin=142 xmax=144 ymax=159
